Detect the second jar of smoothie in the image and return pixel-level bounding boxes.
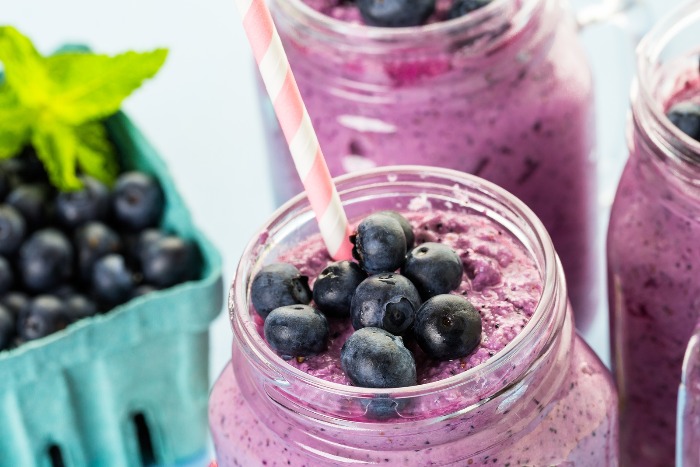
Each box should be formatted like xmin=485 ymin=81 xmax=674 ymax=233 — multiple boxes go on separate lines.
xmin=263 ymin=0 xmax=597 ymax=327
xmin=210 ymin=166 xmax=617 ymax=466
xmin=607 ymin=3 xmax=700 ymax=465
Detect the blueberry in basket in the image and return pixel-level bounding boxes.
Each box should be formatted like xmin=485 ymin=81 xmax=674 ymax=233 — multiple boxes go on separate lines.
xmin=0 ymin=27 xmax=206 ymax=351
xmin=0 ymin=153 xmax=203 ymax=351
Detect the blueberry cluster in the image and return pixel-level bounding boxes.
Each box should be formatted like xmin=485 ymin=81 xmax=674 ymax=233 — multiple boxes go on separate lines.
xmin=251 ymin=210 xmax=483 ymax=389
xmin=0 ymin=149 xmax=200 ymax=351
xmin=355 ymin=0 xmax=492 ymax=28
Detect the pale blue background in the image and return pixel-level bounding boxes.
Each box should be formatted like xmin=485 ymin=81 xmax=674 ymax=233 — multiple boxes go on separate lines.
xmin=0 ymin=0 xmax=688 ymax=462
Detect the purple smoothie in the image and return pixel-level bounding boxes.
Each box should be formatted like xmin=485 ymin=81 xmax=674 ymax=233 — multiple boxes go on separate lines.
xmin=607 ymin=7 xmax=700 ymax=464
xmin=209 ymin=168 xmax=616 ymax=466
xmin=265 ymin=0 xmax=597 ymax=328
xmin=608 ymin=86 xmax=700 ymax=464
xmin=267 ymin=210 xmax=541 ymax=386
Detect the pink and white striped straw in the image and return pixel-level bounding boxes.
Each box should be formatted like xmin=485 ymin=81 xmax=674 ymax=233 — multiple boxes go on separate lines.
xmin=234 ymin=0 xmax=353 ymax=261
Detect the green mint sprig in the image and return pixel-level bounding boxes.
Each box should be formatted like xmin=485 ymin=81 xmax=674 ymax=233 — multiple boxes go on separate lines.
xmin=0 ymin=26 xmax=168 ymax=191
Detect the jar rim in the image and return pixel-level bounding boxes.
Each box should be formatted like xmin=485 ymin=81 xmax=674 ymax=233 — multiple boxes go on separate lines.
xmin=634 ymin=1 xmax=700 ymax=166
xmin=230 ymin=166 xmax=565 ymax=400
xmin=271 ymin=0 xmax=541 ymax=46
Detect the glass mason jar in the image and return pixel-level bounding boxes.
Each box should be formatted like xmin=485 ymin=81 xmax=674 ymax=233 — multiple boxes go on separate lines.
xmin=607 ymin=3 xmax=700 ymax=465
xmin=210 ymin=167 xmax=617 ymax=466
xmin=262 ymin=0 xmax=597 ymax=328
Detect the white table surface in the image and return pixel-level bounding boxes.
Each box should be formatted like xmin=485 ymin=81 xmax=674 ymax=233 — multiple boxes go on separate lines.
xmin=1 ymin=0 xmax=688 ymax=461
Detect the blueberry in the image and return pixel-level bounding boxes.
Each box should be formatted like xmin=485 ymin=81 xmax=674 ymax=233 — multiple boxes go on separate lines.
xmin=128 ymin=228 xmax=166 ymax=268
xmin=137 ymin=229 xmax=166 ymax=253
xmin=402 ymin=242 xmax=462 ymax=299
xmin=55 ymin=176 xmax=109 ymax=229
xmin=112 ymin=172 xmax=164 ymax=231
xmin=74 ymin=222 xmax=122 ymax=283
xmin=18 ymin=295 xmax=70 ymax=341
xmin=313 ymin=261 xmax=367 ymax=317
xmin=122 ymin=229 xmax=164 ymax=269
xmin=64 ymin=294 xmax=98 ymax=321
xmin=264 ymin=304 xmax=329 ymax=357
xmin=448 ymin=0 xmax=491 ymax=19
xmin=377 ymin=211 xmax=414 ymax=250
xmin=0 ymin=256 xmax=13 ymax=294
xmin=351 ymin=213 xmax=407 ymax=275
xmin=667 ymin=102 xmax=700 ymax=142
xmin=413 ymin=294 xmax=482 ymax=360
xmin=1 ymin=291 xmax=29 ymax=319
xmin=19 ymin=228 xmax=73 ymax=292
xmin=350 ymin=273 xmax=421 ymax=335
xmin=0 ymin=305 xmax=15 ymax=350
xmin=251 ymin=263 xmax=312 ymax=319
xmin=0 ymin=204 xmax=26 ymax=255
xmin=362 ymin=394 xmax=408 ymax=420
xmin=357 ymin=0 xmax=435 ymax=27
xmin=140 ymin=236 xmax=199 ymax=288
xmin=341 ymin=327 xmax=416 ymax=388
xmin=6 ymin=183 xmax=51 ymax=230
xmin=92 ymin=254 xmax=134 ymax=307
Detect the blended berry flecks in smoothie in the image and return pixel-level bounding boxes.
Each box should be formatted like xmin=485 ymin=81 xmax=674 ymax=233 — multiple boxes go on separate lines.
xmin=609 ymin=57 xmax=700 ymax=465
xmin=265 ymin=0 xmax=597 ymax=327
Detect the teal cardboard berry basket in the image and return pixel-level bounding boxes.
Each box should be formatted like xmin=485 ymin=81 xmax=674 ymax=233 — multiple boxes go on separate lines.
xmin=0 ymin=113 xmax=223 ymax=467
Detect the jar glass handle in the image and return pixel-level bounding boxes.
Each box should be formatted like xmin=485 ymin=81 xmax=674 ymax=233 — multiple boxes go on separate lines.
xmin=678 ymin=323 xmax=700 ymax=466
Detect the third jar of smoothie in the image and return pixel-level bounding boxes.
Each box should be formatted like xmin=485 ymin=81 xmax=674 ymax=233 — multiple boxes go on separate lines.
xmin=263 ymin=0 xmax=597 ymax=327
xmin=607 ymin=2 xmax=700 ymax=465
xmin=210 ymin=166 xmax=617 ymax=466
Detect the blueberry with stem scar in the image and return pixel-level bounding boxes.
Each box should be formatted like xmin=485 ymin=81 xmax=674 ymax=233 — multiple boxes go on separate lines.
xmin=350 ymin=273 xmax=421 ymax=335
xmin=402 ymin=242 xmax=462 ymax=299
xmin=112 ymin=172 xmax=165 ymax=231
xmin=413 ymin=294 xmax=482 ymax=360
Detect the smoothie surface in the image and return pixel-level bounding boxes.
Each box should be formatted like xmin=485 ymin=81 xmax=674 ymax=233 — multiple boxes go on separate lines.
xmin=256 ymin=209 xmax=542 ymax=385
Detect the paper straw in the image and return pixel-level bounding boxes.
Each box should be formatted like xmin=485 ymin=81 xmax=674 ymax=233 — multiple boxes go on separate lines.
xmin=234 ymin=0 xmax=353 ymax=261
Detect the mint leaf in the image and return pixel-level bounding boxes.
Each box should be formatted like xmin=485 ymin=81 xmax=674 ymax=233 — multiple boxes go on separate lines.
xmin=74 ymin=122 xmax=119 ymax=185
xmin=0 ymin=26 xmax=51 ymax=107
xmin=31 ymin=123 xmax=82 ymax=191
xmin=0 ymin=26 xmax=168 ymax=191
xmin=45 ymin=49 xmax=168 ymax=125
xmin=0 ymin=86 xmax=32 ymax=159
